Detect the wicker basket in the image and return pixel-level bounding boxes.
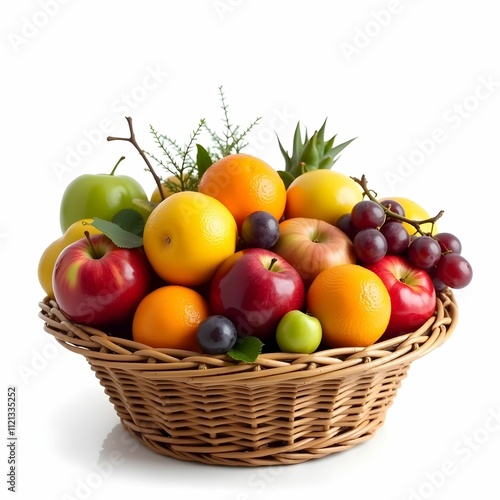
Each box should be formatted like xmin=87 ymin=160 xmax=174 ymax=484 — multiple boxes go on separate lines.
xmin=38 ymin=289 xmax=458 ymax=467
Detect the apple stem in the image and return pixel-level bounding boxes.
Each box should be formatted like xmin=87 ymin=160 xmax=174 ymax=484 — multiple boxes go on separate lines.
xmin=84 ymin=231 xmax=99 ymax=259
xmin=268 ymin=257 xmax=278 ymax=271
xmin=109 ymin=156 xmax=126 ymax=176
xmin=350 ymin=175 xmax=444 ymax=237
xmin=107 ymin=117 xmax=165 ymax=201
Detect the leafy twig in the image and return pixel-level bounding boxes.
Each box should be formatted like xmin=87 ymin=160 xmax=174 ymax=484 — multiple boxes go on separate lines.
xmin=203 ymin=85 xmax=261 ymax=158
xmin=147 ymin=119 xmax=205 ymax=192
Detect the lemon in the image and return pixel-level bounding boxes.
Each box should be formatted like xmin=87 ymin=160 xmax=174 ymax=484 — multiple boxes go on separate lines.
xmin=38 ymin=219 xmax=101 ymax=299
xmin=285 ymin=169 xmax=363 ymax=225
xmin=143 ymin=191 xmax=238 ymax=286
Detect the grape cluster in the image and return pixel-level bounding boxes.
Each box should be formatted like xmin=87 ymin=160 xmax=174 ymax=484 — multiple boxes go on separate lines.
xmin=336 ymin=199 xmax=473 ymax=290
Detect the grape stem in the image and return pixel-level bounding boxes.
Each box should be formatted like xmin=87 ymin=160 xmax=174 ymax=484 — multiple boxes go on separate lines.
xmin=107 ymin=117 xmax=165 ymax=201
xmin=350 ymin=175 xmax=444 ymax=236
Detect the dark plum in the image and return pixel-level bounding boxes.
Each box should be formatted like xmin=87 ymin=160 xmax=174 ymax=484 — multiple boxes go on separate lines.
xmin=196 ymin=315 xmax=238 ymax=354
xmin=241 ymin=211 xmax=280 ymax=249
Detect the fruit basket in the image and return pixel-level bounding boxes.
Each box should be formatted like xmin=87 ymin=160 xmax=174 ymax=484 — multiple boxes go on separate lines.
xmin=38 ymin=289 xmax=457 ymax=467
xmin=38 ymin=100 xmax=471 ymax=466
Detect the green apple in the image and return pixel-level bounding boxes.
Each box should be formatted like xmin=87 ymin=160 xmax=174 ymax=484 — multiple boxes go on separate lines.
xmin=59 ymin=157 xmax=149 ymax=233
xmin=276 ymin=310 xmax=322 ymax=354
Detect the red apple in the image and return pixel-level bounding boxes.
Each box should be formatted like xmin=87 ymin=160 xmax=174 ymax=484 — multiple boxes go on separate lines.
xmin=271 ymin=217 xmax=356 ymax=287
xmin=366 ymin=255 xmax=436 ymax=340
xmin=52 ymin=233 xmax=153 ymax=330
xmin=209 ymin=248 xmax=305 ymax=341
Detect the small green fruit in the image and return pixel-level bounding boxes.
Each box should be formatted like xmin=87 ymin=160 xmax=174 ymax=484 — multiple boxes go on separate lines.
xmin=276 ymin=310 xmax=322 ymax=354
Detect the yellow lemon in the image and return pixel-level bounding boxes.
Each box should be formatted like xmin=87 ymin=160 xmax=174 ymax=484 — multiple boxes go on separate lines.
xmin=285 ymin=169 xmax=363 ymax=225
xmin=143 ymin=191 xmax=238 ymax=286
xmin=38 ymin=219 xmax=101 ymax=299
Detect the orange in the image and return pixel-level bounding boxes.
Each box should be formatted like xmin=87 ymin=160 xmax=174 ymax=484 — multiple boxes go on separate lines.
xmin=285 ymin=169 xmax=363 ymax=225
xmin=306 ymin=264 xmax=391 ymax=347
xmin=379 ymin=196 xmax=438 ymax=236
xmin=197 ymin=153 xmax=286 ymax=230
xmin=132 ymin=285 xmax=210 ymax=351
xmin=143 ymin=191 xmax=238 ymax=286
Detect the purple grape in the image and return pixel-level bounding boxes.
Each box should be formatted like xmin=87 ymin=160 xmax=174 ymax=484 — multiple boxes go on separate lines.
xmin=436 ymin=253 xmax=473 ymax=289
xmin=336 ymin=213 xmax=358 ymax=240
xmin=196 ymin=315 xmax=238 ymax=354
xmin=434 ymin=232 xmax=462 ymax=254
xmin=380 ymin=221 xmax=410 ymax=254
xmin=427 ymin=266 xmax=448 ymax=292
xmin=353 ymin=228 xmax=388 ymax=264
xmin=407 ymin=236 xmax=442 ymax=268
xmin=351 ymin=200 xmax=386 ymax=230
xmin=379 ymin=199 xmax=405 ymax=222
xmin=241 ymin=211 xmax=280 ymax=249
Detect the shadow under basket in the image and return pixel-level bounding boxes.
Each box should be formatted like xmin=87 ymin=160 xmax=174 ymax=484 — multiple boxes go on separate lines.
xmin=38 ymin=290 xmax=458 ymax=467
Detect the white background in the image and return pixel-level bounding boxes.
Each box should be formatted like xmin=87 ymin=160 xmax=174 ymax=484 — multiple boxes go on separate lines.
xmin=2 ymin=1 xmax=499 ymax=499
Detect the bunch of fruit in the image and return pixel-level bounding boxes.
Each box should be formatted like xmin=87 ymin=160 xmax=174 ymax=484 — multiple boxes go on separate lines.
xmin=38 ymin=102 xmax=472 ymax=361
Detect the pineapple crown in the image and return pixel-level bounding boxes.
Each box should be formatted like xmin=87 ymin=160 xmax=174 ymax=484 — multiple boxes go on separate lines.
xmin=277 ymin=119 xmax=356 ymax=186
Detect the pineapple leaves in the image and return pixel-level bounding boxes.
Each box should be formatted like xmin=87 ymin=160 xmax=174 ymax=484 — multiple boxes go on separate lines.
xmin=277 ymin=119 xmax=356 ymax=179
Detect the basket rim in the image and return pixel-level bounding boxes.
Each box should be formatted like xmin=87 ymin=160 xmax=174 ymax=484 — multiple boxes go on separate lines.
xmin=38 ymin=289 xmax=458 ymax=383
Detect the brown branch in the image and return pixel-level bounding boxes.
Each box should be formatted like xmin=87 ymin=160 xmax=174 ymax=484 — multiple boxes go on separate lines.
xmin=107 ymin=117 xmax=165 ymax=201
xmin=351 ymin=175 xmax=444 ymax=236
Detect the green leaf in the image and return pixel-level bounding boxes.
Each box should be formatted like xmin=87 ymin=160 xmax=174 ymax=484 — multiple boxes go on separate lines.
xmin=111 ymin=209 xmax=145 ymax=236
xmin=195 ymin=144 xmax=213 ymax=177
xmin=88 ymin=218 xmax=143 ymax=248
xmin=277 ymin=170 xmax=295 ymax=189
xmin=227 ymin=336 xmax=264 ymax=363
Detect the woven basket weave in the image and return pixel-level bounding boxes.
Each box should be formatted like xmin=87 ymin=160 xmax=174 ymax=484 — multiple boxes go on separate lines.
xmin=38 ymin=289 xmax=457 ymax=466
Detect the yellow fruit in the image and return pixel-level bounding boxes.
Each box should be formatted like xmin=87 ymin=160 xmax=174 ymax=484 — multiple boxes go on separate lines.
xmin=307 ymin=264 xmax=391 ymax=347
xmin=379 ymin=196 xmax=438 ymax=236
xmin=143 ymin=191 xmax=238 ymax=286
xmin=132 ymin=285 xmax=210 ymax=351
xmin=150 ymin=175 xmax=186 ymax=204
xmin=285 ymin=169 xmax=363 ymax=225
xmin=198 ymin=153 xmax=287 ymax=231
xmin=38 ymin=219 xmax=101 ymax=299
